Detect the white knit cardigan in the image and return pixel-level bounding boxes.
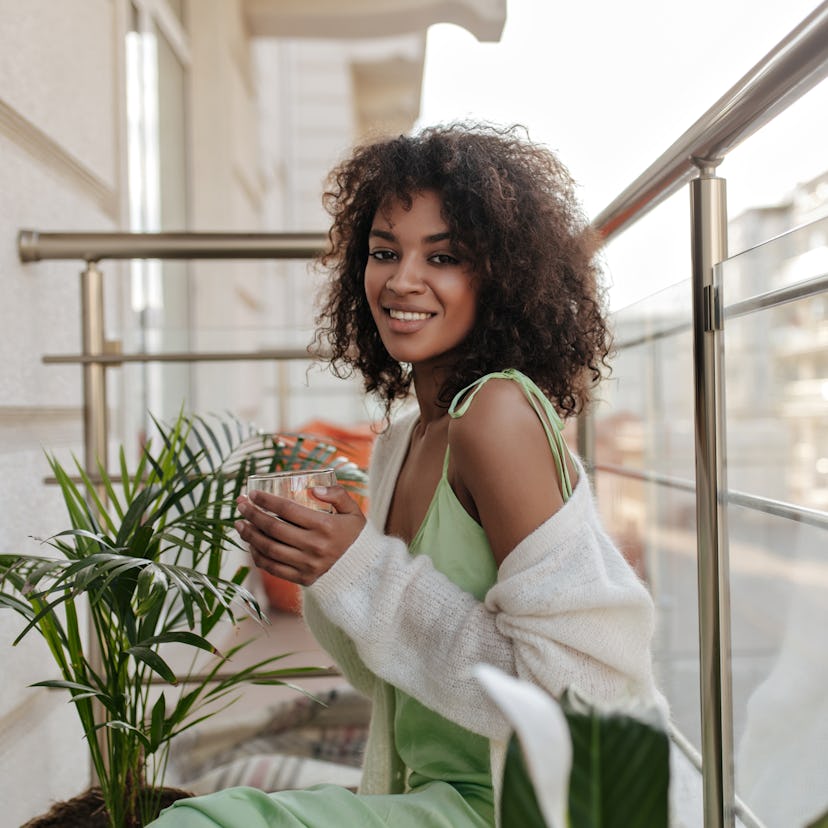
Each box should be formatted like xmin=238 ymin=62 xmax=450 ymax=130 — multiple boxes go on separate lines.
xmin=303 ymin=407 xmax=664 ymax=823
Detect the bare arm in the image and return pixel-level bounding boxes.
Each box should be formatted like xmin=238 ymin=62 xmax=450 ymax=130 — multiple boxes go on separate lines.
xmin=448 ymin=378 xmax=578 ymax=565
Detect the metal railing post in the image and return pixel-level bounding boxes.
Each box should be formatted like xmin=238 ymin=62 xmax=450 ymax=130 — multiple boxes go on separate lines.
xmin=80 ymin=260 xmax=108 ymax=471
xmin=690 ymin=166 xmax=734 ymax=827
xmin=79 ymin=259 xmax=109 ymax=782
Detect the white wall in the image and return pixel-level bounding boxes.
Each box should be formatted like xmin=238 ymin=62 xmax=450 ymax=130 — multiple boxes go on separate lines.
xmin=0 ymin=0 xmax=126 ymax=822
xmin=186 ymin=0 xmax=273 ymax=425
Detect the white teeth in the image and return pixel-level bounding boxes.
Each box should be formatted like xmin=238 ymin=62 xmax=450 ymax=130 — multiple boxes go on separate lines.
xmin=388 ymin=309 xmax=431 ymax=321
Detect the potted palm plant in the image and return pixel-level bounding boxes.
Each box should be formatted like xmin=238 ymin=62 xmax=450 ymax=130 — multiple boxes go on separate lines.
xmin=0 ymin=412 xmax=366 ymax=828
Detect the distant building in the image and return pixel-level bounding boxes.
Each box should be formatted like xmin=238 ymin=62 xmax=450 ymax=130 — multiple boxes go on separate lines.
xmin=727 ymin=170 xmax=828 ymax=510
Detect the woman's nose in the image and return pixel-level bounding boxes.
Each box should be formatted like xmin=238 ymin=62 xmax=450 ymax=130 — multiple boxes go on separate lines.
xmin=385 ymin=255 xmax=424 ymax=294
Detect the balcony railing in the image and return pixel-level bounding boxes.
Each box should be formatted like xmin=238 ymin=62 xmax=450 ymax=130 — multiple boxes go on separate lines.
xmin=587 ymin=4 xmax=828 ymax=827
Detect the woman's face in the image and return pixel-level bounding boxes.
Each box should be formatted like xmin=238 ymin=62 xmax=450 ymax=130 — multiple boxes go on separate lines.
xmin=364 ymin=190 xmax=477 ymax=372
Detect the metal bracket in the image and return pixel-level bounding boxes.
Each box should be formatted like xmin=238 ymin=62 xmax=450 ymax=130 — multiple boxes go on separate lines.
xmin=704 ymin=284 xmax=723 ymax=332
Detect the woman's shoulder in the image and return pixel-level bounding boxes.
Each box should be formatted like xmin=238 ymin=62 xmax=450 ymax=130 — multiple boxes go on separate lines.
xmin=447 ymin=371 xmax=577 ymax=563
xmin=448 ymin=371 xmax=550 ymax=445
xmin=448 ymin=375 xmax=556 ymax=474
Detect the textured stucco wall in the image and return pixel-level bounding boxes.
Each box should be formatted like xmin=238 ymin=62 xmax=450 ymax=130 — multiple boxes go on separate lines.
xmin=0 ymin=0 xmax=123 ymax=822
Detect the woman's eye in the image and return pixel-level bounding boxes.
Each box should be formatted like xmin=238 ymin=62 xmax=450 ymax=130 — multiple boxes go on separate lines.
xmin=430 ymin=253 xmax=460 ymax=265
xmin=369 ymin=249 xmax=397 ymax=262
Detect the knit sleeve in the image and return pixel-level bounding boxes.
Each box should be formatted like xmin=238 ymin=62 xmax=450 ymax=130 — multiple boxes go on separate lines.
xmin=306 ymin=473 xmax=662 ymax=741
xmin=300 ymin=411 xmax=417 ymax=698
xmin=302 ymin=591 xmax=377 ymax=698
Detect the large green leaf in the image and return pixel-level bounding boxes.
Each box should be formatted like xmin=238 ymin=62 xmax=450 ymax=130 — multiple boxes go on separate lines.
xmin=807 ymin=811 xmax=828 ymax=828
xmin=501 ymin=733 xmax=548 ymax=828
xmin=562 ymin=691 xmax=669 ymax=828
xmin=499 ymin=688 xmax=670 ymax=828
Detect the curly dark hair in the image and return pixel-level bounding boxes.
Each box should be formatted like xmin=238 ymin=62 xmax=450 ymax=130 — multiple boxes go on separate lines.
xmin=313 ymin=122 xmax=611 ymax=420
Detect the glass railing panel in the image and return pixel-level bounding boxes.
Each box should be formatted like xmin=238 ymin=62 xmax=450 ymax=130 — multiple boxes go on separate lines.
xmin=720 ymin=215 xmax=828 ymax=510
xmin=601 ymin=279 xmax=695 ymax=479
xmin=596 ymin=278 xmax=701 ymax=751
xmin=719 ymin=216 xmax=828 ymax=826
xmin=727 ymin=505 xmax=826 ymax=827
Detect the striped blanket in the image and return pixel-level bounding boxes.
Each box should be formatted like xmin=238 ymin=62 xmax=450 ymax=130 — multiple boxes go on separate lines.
xmin=167 ymin=687 xmax=370 ymax=795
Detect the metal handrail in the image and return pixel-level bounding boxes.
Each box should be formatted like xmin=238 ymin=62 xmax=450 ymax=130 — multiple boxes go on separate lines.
xmin=592 ymin=1 xmax=828 ymax=239
xmin=42 ymin=348 xmax=316 ymax=364
xmin=724 ymin=270 xmax=828 ymax=319
xmin=18 ymin=230 xmax=327 ymax=261
xmin=595 ymin=464 xmax=828 ymax=531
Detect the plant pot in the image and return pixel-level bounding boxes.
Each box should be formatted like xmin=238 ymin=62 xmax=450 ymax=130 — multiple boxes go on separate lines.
xmin=22 ymin=786 xmax=192 ymax=828
xmin=261 ymin=571 xmax=303 ymax=614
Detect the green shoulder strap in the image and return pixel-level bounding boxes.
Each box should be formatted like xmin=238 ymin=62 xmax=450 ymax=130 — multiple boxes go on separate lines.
xmin=448 ymin=369 xmax=573 ymax=500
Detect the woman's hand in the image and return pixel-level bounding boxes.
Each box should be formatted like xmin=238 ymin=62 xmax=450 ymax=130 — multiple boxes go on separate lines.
xmin=235 ymin=485 xmax=366 ymax=586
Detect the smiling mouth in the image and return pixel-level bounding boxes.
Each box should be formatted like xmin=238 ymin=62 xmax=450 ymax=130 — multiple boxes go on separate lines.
xmin=387 ymin=309 xmax=434 ymax=321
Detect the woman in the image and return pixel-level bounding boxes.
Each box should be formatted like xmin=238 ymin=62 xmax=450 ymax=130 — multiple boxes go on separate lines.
xmin=150 ymin=123 xmax=664 ymax=827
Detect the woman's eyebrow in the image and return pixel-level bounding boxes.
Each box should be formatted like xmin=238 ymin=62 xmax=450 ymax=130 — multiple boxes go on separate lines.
xmin=368 ymin=229 xmax=453 ymax=244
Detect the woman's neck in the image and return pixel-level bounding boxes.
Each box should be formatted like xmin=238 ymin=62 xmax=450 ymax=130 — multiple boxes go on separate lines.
xmin=411 ymin=366 xmax=450 ymax=425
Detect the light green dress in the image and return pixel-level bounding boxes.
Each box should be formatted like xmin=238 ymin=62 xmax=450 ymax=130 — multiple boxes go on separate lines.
xmin=148 ymin=369 xmax=570 ymax=828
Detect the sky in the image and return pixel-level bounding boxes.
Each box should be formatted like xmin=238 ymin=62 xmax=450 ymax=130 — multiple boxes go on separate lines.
xmin=418 ymin=0 xmax=827 ymax=309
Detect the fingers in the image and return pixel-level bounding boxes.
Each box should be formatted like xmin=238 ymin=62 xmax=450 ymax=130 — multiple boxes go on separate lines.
xmin=235 ymin=497 xmax=323 ymax=564
xmin=243 ymin=489 xmax=325 ymax=528
xmin=236 ymin=518 xmax=314 ymax=585
xmin=234 ymin=485 xmax=367 ymax=586
xmin=306 ymin=484 xmax=364 ymax=516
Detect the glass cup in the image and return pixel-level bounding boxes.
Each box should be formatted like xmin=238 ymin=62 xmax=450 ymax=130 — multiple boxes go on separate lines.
xmin=245 ymin=468 xmax=337 ymax=514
